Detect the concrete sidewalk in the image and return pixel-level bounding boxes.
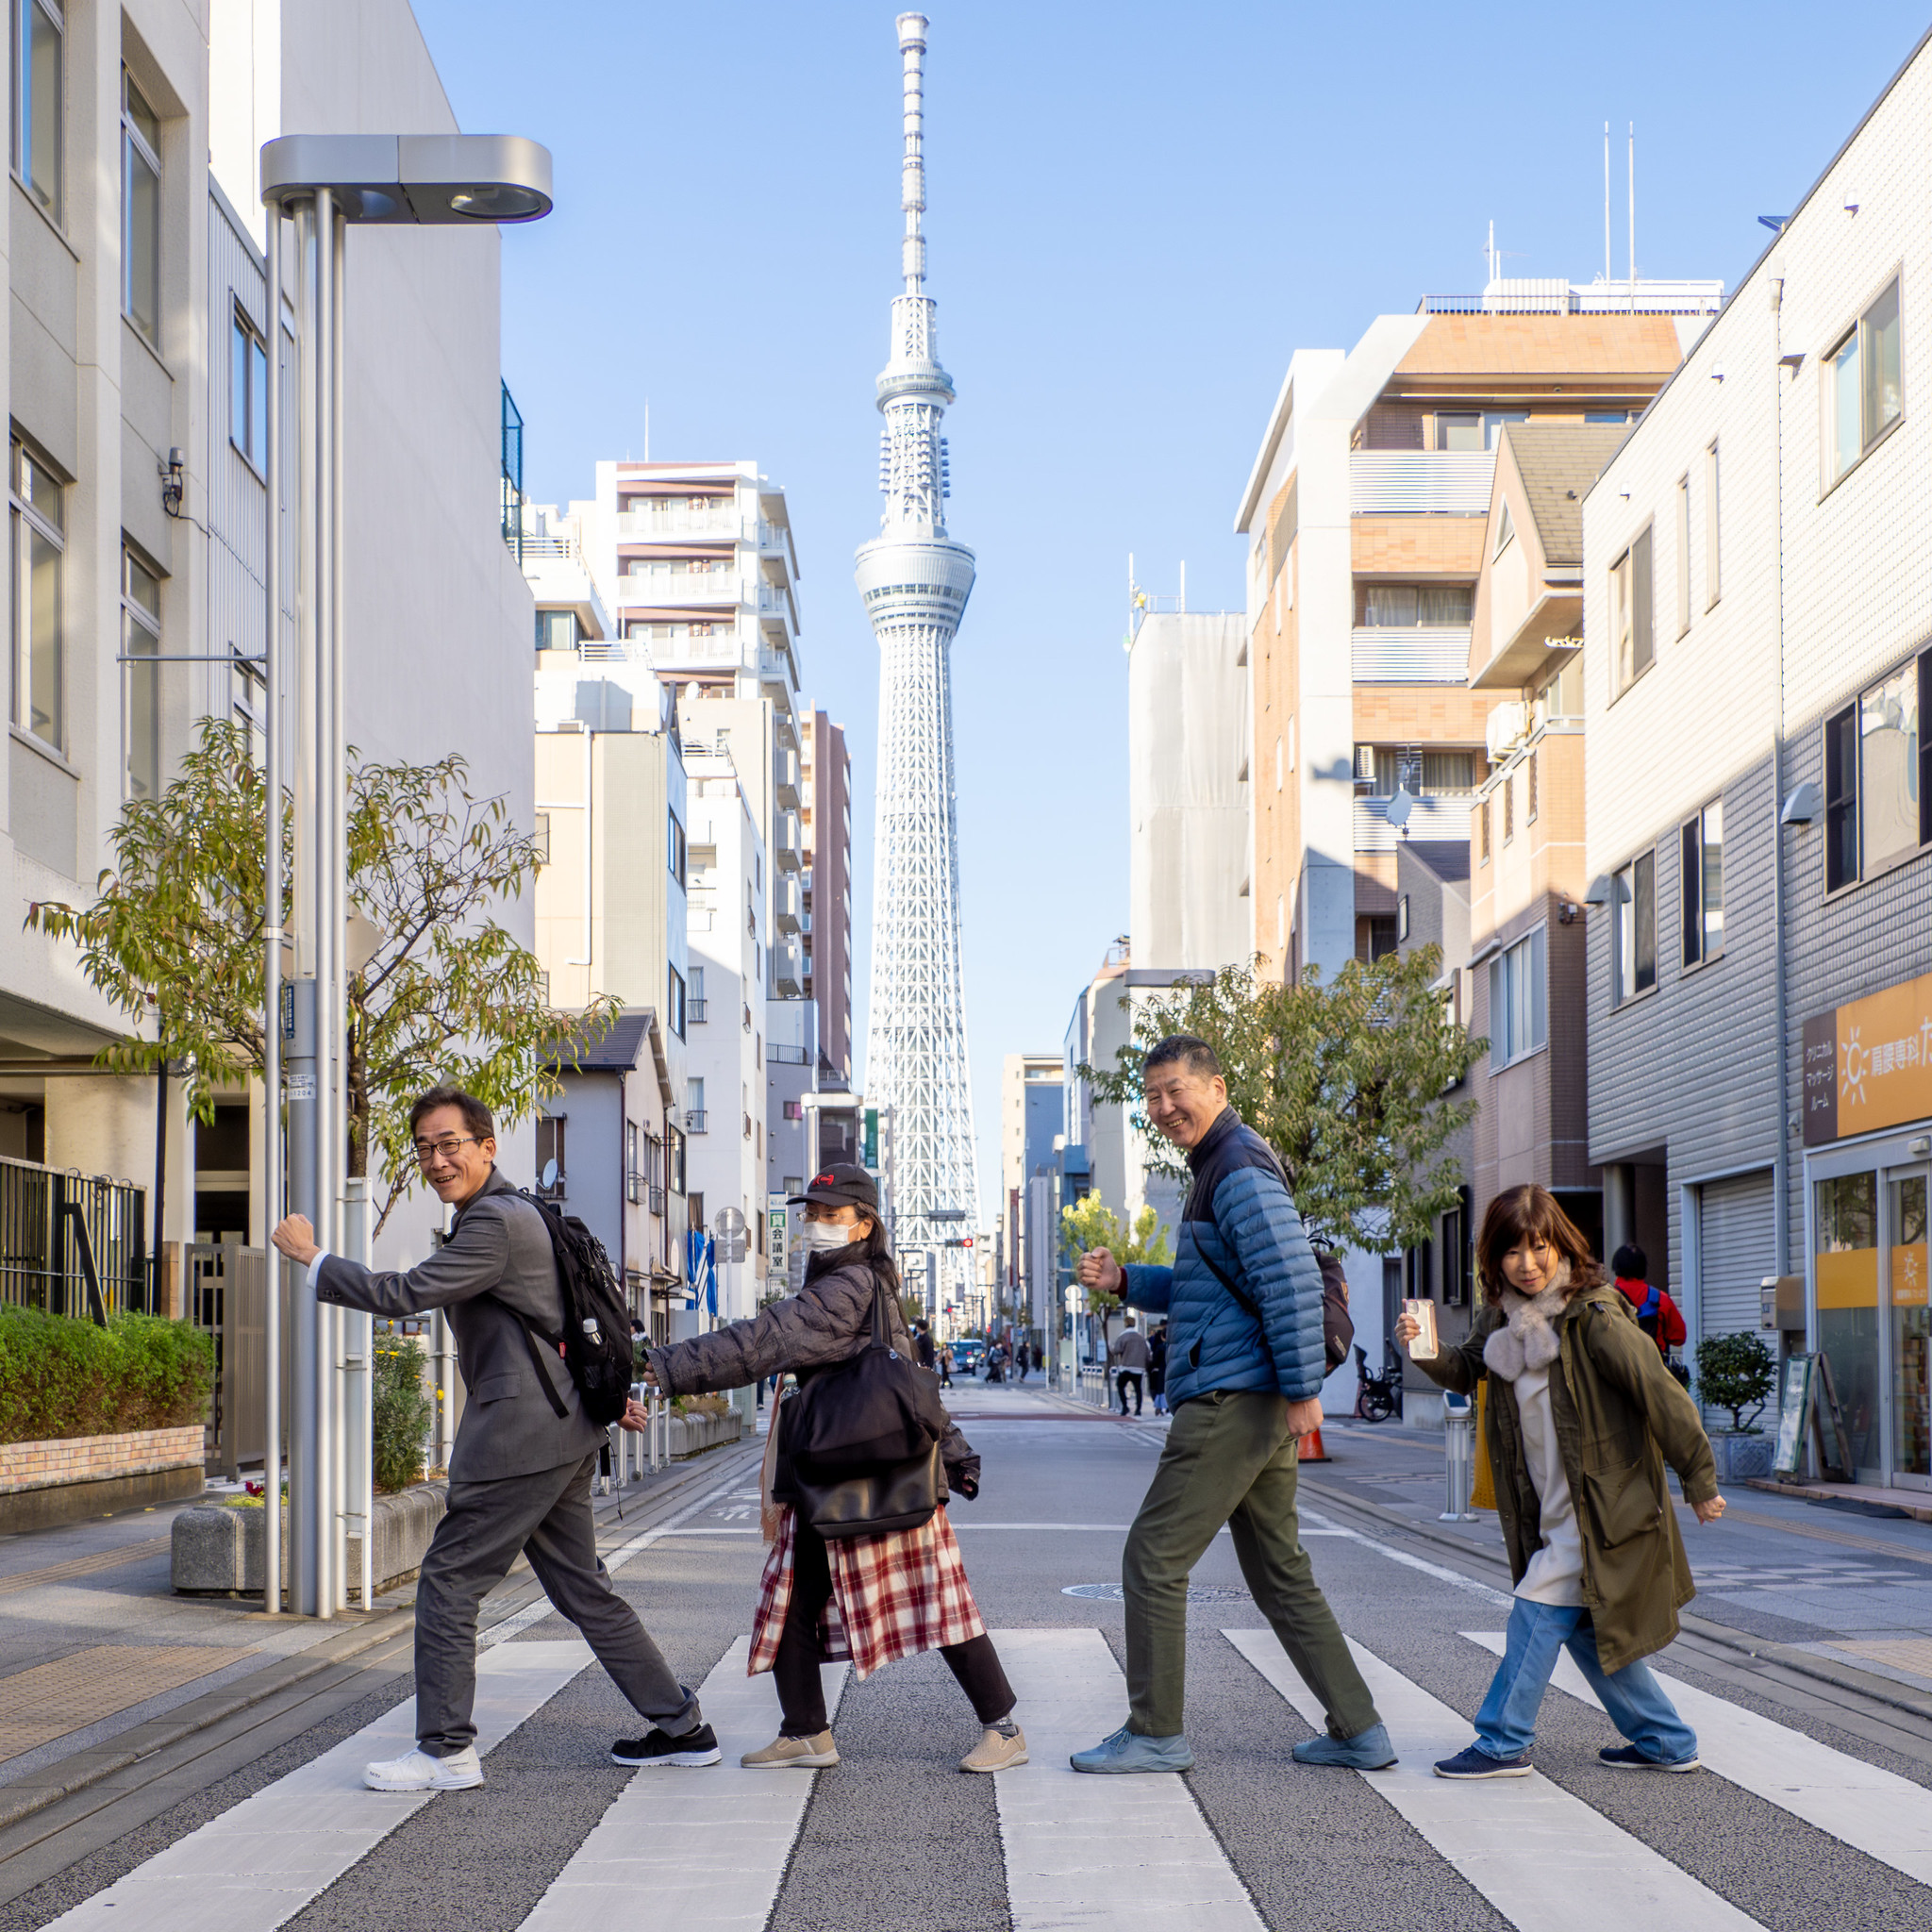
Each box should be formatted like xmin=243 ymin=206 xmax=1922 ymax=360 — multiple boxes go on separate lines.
xmin=0 ymin=1439 xmax=758 ymax=1828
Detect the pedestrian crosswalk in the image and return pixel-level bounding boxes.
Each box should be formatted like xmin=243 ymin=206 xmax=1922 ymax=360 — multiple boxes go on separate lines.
xmin=25 ymin=1623 xmax=1932 ymax=1932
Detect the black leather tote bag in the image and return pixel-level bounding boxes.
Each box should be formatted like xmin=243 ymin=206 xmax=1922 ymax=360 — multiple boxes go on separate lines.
xmin=782 ymin=1269 xmax=947 ymax=1539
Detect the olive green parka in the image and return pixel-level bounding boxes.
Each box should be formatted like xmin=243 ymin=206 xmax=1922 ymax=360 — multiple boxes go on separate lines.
xmin=1414 ymin=1281 xmax=1719 ymax=1672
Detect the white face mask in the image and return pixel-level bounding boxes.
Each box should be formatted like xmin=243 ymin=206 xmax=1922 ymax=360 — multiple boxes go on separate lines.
xmin=799 ymin=1218 xmax=864 ymax=1254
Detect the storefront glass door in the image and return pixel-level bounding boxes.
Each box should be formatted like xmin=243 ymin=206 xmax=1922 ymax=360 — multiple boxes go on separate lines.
xmin=1889 ymin=1171 xmax=1931 ymax=1487
xmin=1815 ymin=1172 xmax=1882 ymax=1479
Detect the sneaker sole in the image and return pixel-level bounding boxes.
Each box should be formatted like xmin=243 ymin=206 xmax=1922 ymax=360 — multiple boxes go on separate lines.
xmin=741 ymin=1753 xmax=840 ymax=1769
xmin=610 ymin=1748 xmax=724 ymax=1768
xmin=1603 ymin=1755 xmax=1703 ymax=1773
xmin=365 ymin=1772 xmax=485 ymax=1791
xmin=1294 ymin=1751 xmax=1399 ymax=1770
xmin=1434 ymin=1762 xmax=1531 ymax=1780
xmin=1069 ymin=1758 xmax=1194 ymax=1774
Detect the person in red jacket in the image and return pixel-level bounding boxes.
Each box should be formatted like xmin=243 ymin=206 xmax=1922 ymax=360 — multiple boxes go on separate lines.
xmin=1611 ymin=1245 xmax=1687 ymax=1355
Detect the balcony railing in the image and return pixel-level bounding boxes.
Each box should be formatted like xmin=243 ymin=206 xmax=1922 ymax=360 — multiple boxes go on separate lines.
xmin=614 ymin=508 xmax=788 ymax=547
xmin=767 ymin=1043 xmax=809 ymax=1065
xmin=1353 ymin=796 xmax=1476 ymax=853
xmin=1351 ymin=626 xmax=1474 ymax=684
xmin=689 ymin=997 xmax=708 ymax=1024
xmin=686 ymin=1110 xmax=708 ymax=1135
xmin=0 ymin=1158 xmax=152 ymax=1317
xmin=648 ymin=1186 xmax=665 ymax=1217
xmin=618 ymin=566 xmax=741 ymax=604
xmin=1350 ymin=451 xmax=1495 ymax=516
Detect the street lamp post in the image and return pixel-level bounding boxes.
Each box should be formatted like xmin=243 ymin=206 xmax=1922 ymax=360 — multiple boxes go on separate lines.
xmin=259 ymin=134 xmax=553 ymax=1619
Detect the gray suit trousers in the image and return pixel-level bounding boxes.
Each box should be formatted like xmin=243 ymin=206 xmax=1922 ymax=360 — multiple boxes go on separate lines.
xmin=414 ymin=1449 xmax=700 ymax=1756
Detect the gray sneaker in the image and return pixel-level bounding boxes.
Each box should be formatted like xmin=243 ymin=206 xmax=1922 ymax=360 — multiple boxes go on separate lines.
xmin=1069 ymin=1725 xmax=1194 ymax=1774
xmin=1292 ymin=1722 xmax=1397 ymax=1770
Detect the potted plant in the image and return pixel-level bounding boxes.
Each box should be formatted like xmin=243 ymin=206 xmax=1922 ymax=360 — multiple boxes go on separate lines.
xmin=1693 ymin=1332 xmax=1776 ymax=1482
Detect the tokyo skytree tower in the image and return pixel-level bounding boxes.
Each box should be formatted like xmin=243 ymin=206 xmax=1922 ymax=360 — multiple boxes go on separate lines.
xmin=856 ymin=12 xmax=979 ymax=1269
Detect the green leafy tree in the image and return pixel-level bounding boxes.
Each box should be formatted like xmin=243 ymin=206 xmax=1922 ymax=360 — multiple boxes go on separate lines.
xmin=27 ymin=717 xmax=617 ymax=1237
xmin=1694 ymin=1331 xmax=1775 ymax=1432
xmin=1083 ymin=949 xmax=1481 ymax=1256
xmin=1059 ymin=1191 xmax=1173 ymax=1348
xmin=371 ymin=1333 xmax=434 ymax=1491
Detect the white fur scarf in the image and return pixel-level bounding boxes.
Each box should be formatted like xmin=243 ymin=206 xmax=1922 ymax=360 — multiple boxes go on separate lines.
xmin=1481 ymin=1266 xmax=1573 ymax=1382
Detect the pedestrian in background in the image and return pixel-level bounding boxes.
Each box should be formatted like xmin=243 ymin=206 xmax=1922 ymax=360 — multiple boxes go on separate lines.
xmin=1110 ymin=1314 xmax=1151 ymax=1415
xmin=1015 ymin=1339 xmax=1030 ymax=1382
xmin=1401 ymin=1185 xmax=1724 ymax=1780
xmin=1071 ymin=1036 xmax=1391 ymax=1774
xmin=1147 ymin=1324 xmax=1169 ymax=1415
xmin=1610 ymin=1244 xmax=1689 ymax=1366
xmin=915 ymin=1318 xmax=937 ymax=1371
xmin=271 ymin=1086 xmax=717 ymax=1791
xmin=940 ymin=1342 xmax=956 ymax=1391
xmin=633 ymin=1166 xmax=1028 ymax=1774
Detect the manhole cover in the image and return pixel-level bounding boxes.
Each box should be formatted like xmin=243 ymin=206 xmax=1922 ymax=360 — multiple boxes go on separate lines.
xmin=1062 ymin=1583 xmax=1252 ymax=1604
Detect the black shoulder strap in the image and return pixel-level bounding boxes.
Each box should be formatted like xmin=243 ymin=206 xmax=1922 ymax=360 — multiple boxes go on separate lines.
xmin=496 ymin=1190 xmax=572 ymax=1418
xmin=517 ymin=1318 xmax=572 ymax=1419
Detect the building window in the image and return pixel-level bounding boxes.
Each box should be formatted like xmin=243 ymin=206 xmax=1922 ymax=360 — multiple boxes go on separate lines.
xmin=625 ymin=1122 xmax=641 ymax=1205
xmin=536 ymin=608 xmax=578 ymax=653
xmin=535 ymin=1115 xmax=566 ymax=1198
xmin=1705 ymin=441 xmax=1721 ymax=608
xmin=668 ymin=963 xmax=687 ymax=1039
xmin=532 ymin=811 xmax=549 ymax=864
xmin=1356 ymin=584 xmax=1474 ymax=626
xmin=1395 ymin=893 xmax=1409 ymax=943
xmin=1479 ymin=796 xmax=1491 ymax=865
xmin=1610 ymin=526 xmax=1654 ymax=695
xmin=689 ymin=964 xmax=707 ymax=1024
xmin=1825 ymin=651 xmax=1929 ymax=891
xmin=1436 ymin=409 xmax=1526 ymax=452
xmin=1493 ymin=503 xmax=1514 ymax=559
xmin=13 ymin=0 xmax=61 ymax=221
xmin=1681 ymin=799 xmax=1724 ymax=967
xmin=123 ymin=549 xmax=161 ymax=799
xmin=1502 ymin=773 xmax=1514 ymax=843
xmin=1489 ymin=925 xmax=1548 ymax=1067
xmin=122 ymin=70 xmax=160 ymax=346
xmin=10 ymin=441 xmax=62 ymax=750
xmin=668 ymin=808 xmax=687 ymax=886
xmin=230 ymin=305 xmax=268 ymax=474
xmin=1612 ymin=851 xmax=1657 ymax=1004
xmin=1828 ymin=276 xmax=1903 ymax=485
xmin=687 ymin=1078 xmax=706 ymax=1135
xmin=668 ymin=1127 xmax=686 ymax=1194
xmin=1674 ymin=475 xmax=1691 ymax=637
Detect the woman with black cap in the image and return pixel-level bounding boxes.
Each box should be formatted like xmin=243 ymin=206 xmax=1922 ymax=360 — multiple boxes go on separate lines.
xmin=625 ymin=1164 xmax=1025 ymax=1774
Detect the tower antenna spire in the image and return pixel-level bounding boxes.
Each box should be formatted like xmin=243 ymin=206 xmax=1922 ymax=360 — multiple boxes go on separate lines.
xmin=899 ymin=11 xmax=927 ymax=293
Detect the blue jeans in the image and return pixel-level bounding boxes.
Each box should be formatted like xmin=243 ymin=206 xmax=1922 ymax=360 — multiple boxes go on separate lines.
xmin=1473 ymin=1597 xmax=1697 ymax=1763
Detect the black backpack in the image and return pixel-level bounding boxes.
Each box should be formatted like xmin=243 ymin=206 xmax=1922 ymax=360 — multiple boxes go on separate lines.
xmin=508 ymin=1192 xmax=636 ymax=1426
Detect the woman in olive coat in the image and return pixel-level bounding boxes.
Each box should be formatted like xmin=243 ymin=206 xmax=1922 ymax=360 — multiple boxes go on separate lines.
xmin=1400 ymin=1184 xmax=1724 ymax=1779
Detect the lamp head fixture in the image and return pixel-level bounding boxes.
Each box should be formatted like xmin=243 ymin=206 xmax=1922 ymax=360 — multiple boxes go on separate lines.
xmin=160 ymin=446 xmax=184 ymax=519
xmin=259 ymin=134 xmax=553 ymax=225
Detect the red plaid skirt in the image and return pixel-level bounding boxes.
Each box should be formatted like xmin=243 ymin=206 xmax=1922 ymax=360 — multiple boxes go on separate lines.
xmin=747 ymin=1505 xmax=985 ymax=1680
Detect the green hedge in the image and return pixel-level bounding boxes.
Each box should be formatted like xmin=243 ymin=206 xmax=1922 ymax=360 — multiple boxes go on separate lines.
xmin=372 ymin=1336 xmax=433 ymax=1493
xmin=0 ymin=1306 xmax=216 ymax=1445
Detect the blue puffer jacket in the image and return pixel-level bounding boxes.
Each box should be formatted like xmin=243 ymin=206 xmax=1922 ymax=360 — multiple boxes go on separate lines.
xmin=1122 ymin=1107 xmax=1326 ymax=1407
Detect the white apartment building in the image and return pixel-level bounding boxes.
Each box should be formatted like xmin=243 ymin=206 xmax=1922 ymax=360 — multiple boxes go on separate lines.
xmin=3 ymin=0 xmax=536 ymax=1289
xmin=1126 ymin=609 xmax=1250 ymax=973
xmin=681 ymin=730 xmax=771 ymax=1314
xmin=1582 ymin=25 xmax=1932 ymax=1491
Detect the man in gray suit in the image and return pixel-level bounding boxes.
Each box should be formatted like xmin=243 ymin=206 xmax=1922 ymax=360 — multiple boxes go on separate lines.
xmin=272 ymin=1085 xmax=717 ymax=1791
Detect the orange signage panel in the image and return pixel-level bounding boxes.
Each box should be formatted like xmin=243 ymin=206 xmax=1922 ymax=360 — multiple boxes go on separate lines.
xmin=1803 ymin=969 xmax=1932 ymax=1145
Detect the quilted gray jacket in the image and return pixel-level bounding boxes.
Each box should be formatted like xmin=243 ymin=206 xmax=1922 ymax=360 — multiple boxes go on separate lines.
xmin=650 ymin=1250 xmax=980 ymax=1497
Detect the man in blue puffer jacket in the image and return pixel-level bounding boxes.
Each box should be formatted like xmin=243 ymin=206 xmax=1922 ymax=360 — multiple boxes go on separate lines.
xmin=1069 ymin=1035 xmax=1395 ymax=1774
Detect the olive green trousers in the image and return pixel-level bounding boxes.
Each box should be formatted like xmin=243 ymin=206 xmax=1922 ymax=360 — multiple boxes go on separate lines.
xmin=1124 ymin=1388 xmax=1380 ymax=1741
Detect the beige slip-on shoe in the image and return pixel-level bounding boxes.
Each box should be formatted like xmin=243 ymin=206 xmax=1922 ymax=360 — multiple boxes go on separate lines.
xmin=741 ymin=1729 xmax=840 ymax=1769
xmin=959 ymin=1725 xmax=1029 ymax=1773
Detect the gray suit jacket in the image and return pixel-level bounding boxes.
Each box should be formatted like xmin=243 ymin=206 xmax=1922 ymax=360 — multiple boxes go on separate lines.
xmin=315 ymin=1169 xmax=605 ymax=1483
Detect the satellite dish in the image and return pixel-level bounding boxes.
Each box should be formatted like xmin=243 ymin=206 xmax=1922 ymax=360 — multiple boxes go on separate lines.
xmin=1386 ymin=784 xmax=1415 ymax=834
xmin=540 ymin=1158 xmax=559 ymax=1191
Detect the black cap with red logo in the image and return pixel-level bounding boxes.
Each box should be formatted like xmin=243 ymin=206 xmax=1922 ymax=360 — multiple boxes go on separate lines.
xmin=789 ymin=1163 xmax=879 ymax=1212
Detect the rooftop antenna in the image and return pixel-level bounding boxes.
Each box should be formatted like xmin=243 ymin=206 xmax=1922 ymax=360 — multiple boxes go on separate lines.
xmin=1603 ymin=122 xmax=1611 ymax=289
xmin=1627 ymin=122 xmax=1637 ymax=311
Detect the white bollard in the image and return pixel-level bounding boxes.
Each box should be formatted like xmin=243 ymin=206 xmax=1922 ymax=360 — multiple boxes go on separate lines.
xmin=1441 ymin=1399 xmax=1478 ymax=1522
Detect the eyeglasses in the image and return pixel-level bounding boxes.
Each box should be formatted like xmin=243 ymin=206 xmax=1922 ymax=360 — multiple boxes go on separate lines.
xmin=413 ymin=1134 xmax=484 ymax=1166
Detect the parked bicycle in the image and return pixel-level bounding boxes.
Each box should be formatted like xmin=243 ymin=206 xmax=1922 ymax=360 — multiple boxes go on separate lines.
xmin=1353 ymin=1341 xmax=1404 ymax=1424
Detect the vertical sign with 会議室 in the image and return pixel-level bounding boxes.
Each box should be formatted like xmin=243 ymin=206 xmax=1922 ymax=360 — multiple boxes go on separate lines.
xmin=1803 ymin=969 xmax=1932 ymax=1145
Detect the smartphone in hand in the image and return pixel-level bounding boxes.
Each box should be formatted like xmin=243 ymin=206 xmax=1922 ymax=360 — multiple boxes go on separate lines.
xmin=1403 ymin=1298 xmax=1439 ymax=1360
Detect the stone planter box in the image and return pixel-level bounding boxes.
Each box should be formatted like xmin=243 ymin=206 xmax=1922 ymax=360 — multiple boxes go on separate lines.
xmin=1708 ymin=1431 xmax=1774 ymax=1482
xmin=667 ymin=1410 xmax=743 ymax=1458
xmin=0 ymin=1425 xmax=207 ymax=1533
xmin=173 ymin=1480 xmax=448 ymax=1602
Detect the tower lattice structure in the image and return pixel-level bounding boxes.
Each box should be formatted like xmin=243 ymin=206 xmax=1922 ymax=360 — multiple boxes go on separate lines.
xmin=856 ymin=12 xmax=979 ymax=1290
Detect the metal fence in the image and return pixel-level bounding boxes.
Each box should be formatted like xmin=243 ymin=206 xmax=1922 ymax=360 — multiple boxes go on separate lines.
xmin=0 ymin=1157 xmax=151 ymax=1318
xmin=187 ymin=1243 xmax=287 ymax=1476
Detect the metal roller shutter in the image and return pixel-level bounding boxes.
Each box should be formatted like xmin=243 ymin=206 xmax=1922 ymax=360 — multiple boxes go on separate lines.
xmin=1698 ymin=1171 xmax=1774 ymax=1341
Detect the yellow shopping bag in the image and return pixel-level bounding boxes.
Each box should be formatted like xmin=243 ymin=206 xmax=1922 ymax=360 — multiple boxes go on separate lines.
xmin=1469 ymin=1378 xmax=1496 ymax=1511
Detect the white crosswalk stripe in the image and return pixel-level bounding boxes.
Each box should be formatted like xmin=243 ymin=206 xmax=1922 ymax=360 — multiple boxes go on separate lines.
xmin=513 ymin=1638 xmax=846 ymax=1928
xmin=39 ymin=1640 xmax=594 ymax=1932
xmin=1463 ymin=1629 xmax=1932 ymax=1884
xmin=991 ymin=1628 xmax=1264 ymax=1931
xmin=1224 ymin=1627 xmax=1770 ymax=1932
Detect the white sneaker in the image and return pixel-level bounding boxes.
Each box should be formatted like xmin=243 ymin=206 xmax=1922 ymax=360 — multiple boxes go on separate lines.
xmin=363 ymin=1744 xmax=484 ymax=1791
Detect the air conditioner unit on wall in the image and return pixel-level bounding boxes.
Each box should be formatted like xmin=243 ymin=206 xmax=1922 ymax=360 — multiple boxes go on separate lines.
xmin=1485 ymin=702 xmax=1528 ymax=762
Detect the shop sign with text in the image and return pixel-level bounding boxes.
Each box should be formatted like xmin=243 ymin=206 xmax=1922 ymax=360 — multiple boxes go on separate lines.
xmin=1803 ymin=968 xmax=1932 ymax=1144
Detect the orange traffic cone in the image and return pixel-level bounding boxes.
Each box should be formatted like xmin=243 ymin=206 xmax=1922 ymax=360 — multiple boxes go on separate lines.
xmin=1300 ymin=1424 xmax=1331 ymax=1463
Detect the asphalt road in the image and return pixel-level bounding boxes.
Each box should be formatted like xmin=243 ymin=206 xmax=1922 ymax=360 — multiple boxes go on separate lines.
xmin=4 ymin=1382 xmax=1930 ymax=1932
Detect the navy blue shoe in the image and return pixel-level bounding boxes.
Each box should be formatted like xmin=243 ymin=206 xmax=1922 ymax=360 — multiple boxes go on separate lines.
xmin=1433 ymin=1743 xmax=1532 ymax=1779
xmin=1599 ymin=1743 xmax=1702 ymax=1772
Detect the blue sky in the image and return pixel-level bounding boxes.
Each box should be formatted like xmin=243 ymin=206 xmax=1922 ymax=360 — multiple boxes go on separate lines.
xmin=412 ymin=0 xmax=1928 ymax=1220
